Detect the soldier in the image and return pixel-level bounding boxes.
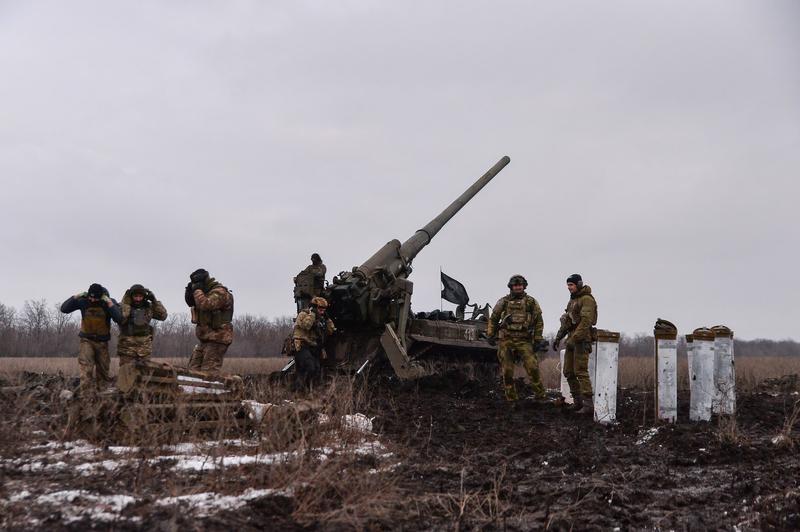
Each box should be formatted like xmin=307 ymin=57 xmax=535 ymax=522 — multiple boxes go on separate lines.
xmin=60 ymin=283 xmax=122 ymax=396
xmin=486 ymin=275 xmax=548 ymax=402
xmin=118 ymin=284 xmax=168 ymax=366
xmin=184 ymin=268 xmax=234 ymax=375
xmin=293 ymin=253 xmax=327 ymax=311
xmin=292 ymin=296 xmax=336 ymax=391
xmin=552 ymin=273 xmax=598 ymax=415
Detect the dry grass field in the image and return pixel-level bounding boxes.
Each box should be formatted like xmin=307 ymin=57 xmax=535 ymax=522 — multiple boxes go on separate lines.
xmin=2 ymin=355 xmax=798 ymax=392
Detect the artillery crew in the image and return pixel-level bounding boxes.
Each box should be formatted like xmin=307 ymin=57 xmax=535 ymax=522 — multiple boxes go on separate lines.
xmin=185 ymin=268 xmax=234 ymax=375
xmin=60 ymin=283 xmax=122 ymax=397
xmin=553 ymin=273 xmax=598 ymax=415
xmin=487 ymin=275 xmax=548 ymax=402
xmin=118 ymin=284 xmax=168 ymax=366
xmin=292 ymin=296 xmax=336 ymax=390
xmin=294 ymin=253 xmax=327 ymax=311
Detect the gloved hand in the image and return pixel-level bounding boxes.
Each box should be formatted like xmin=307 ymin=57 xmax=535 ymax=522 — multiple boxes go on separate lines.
xmin=74 ymin=291 xmax=88 ymax=299
xmin=146 ymin=290 xmax=156 ymax=303
xmin=184 ymin=283 xmax=195 ymax=307
xmin=552 ymin=338 xmax=561 ymax=351
xmin=101 ymin=294 xmax=113 ymax=307
xmin=534 ymin=339 xmax=549 ymax=353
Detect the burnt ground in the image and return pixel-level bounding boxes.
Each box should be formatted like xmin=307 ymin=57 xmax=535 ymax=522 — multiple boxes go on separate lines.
xmin=371 ymin=372 xmax=800 ymax=530
xmin=1 ymin=370 xmax=799 ymax=531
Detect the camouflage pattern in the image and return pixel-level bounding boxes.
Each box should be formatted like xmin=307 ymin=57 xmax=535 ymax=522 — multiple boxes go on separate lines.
xmin=555 ymin=285 xmax=597 ymax=343
xmin=77 ymin=338 xmax=111 ymax=397
xmin=119 ymin=292 xmax=167 ymax=365
xmin=488 ymin=292 xmax=545 ymax=401
xmin=557 ymin=285 xmax=597 ymax=398
xmin=497 ymin=338 xmax=546 ymax=401
xmin=193 ymin=281 xmax=234 ymax=345
xmin=188 ymin=341 xmax=228 ymax=374
xmin=189 ymin=279 xmax=234 ymax=375
xmin=294 ymin=262 xmax=327 ymax=310
xmin=118 ymin=335 xmax=154 ymax=367
xmin=487 ymin=293 xmax=544 ymax=341
xmin=293 ymin=308 xmax=335 ymax=351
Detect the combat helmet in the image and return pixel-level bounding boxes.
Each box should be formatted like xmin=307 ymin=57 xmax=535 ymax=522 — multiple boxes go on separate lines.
xmin=507 ymin=274 xmax=528 ymax=289
xmin=129 ymin=284 xmax=147 ymax=296
xmin=310 ymin=296 xmax=329 ymax=308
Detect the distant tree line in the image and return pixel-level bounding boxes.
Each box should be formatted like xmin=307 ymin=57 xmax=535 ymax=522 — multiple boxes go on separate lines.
xmin=0 ymin=299 xmax=798 ymax=358
xmin=0 ymin=299 xmax=292 ymax=358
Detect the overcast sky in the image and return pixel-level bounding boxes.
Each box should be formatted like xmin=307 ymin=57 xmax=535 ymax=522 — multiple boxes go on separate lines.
xmin=1 ymin=1 xmax=798 ymax=340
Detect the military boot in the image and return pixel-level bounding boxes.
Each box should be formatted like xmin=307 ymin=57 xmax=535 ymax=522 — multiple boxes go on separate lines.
xmin=570 ymin=393 xmax=584 ymax=412
xmin=577 ymin=394 xmax=594 ymax=416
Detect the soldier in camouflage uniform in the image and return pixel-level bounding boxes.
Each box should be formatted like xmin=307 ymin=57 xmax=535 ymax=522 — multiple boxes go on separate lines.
xmin=553 ymin=273 xmax=598 ymax=415
xmin=60 ymin=283 xmax=122 ymax=397
xmin=487 ymin=275 xmax=548 ymax=402
xmin=292 ymin=296 xmax=336 ymax=391
xmin=118 ymin=284 xmax=168 ymax=366
xmin=185 ymin=269 xmax=234 ymax=375
xmin=293 ymin=253 xmax=327 ymax=312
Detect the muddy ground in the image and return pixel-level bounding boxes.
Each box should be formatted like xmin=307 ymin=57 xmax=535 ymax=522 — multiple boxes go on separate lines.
xmin=1 ymin=370 xmax=799 ymax=530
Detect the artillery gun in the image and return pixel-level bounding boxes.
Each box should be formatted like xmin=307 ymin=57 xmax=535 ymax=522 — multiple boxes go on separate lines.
xmin=321 ymin=156 xmax=511 ymax=380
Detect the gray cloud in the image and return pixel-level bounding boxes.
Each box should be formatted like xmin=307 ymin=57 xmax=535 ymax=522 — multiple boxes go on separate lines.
xmin=1 ymin=0 xmax=798 ymax=339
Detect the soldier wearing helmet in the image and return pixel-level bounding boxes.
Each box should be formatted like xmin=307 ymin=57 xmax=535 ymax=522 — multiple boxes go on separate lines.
xmin=184 ymin=268 xmax=235 ymax=375
xmin=293 ymin=253 xmax=327 ymax=312
xmin=118 ymin=284 xmax=168 ymax=366
xmin=60 ymin=283 xmax=122 ymax=397
xmin=552 ymin=273 xmax=598 ymax=415
xmin=486 ymin=275 xmax=547 ymax=402
xmin=291 ymin=296 xmax=336 ymax=391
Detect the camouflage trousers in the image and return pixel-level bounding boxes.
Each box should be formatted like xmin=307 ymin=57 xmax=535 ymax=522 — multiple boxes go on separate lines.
xmin=497 ymin=338 xmax=546 ymax=401
xmin=77 ymin=338 xmax=111 ymax=398
xmin=564 ymin=339 xmax=593 ymax=397
xmin=189 ymin=341 xmax=229 ymax=375
xmin=117 ymin=335 xmax=153 ymax=367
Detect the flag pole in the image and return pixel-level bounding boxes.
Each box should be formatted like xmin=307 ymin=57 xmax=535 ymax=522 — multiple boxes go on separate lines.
xmin=439 ymin=266 xmax=443 ymax=312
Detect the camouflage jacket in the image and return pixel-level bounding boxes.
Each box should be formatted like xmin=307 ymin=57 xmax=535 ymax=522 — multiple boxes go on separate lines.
xmin=487 ymin=293 xmax=543 ymax=341
xmin=120 ymin=294 xmax=167 ymax=338
xmin=293 ymin=308 xmax=335 ymax=349
xmin=294 ymin=263 xmax=327 ymax=298
xmin=193 ymin=281 xmax=234 ymax=345
xmin=556 ymin=285 xmax=597 ymax=343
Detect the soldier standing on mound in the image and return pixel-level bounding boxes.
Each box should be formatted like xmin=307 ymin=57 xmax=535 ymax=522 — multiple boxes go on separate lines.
xmin=185 ymin=269 xmax=234 ymax=375
xmin=487 ymin=275 xmax=548 ymax=402
xmin=60 ymin=283 xmax=122 ymax=397
xmin=118 ymin=284 xmax=167 ymax=366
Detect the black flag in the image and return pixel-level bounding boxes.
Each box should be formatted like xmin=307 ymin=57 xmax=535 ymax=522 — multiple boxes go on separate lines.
xmin=441 ymin=271 xmax=469 ymax=306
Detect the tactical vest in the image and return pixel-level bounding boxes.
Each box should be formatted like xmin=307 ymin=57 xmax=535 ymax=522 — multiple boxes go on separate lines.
xmin=565 ymin=294 xmax=597 ymax=329
xmin=196 ymin=290 xmax=234 ymax=329
xmin=81 ymin=304 xmax=110 ymax=338
xmin=122 ymin=306 xmax=152 ymax=337
xmin=498 ymin=295 xmax=538 ymax=339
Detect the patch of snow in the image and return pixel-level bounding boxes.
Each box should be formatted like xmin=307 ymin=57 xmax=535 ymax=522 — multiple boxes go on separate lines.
xmin=178 ymin=384 xmax=228 ymax=394
xmin=317 ymin=413 xmax=331 ymax=424
xmin=242 ymin=400 xmax=273 ymax=423
xmin=7 ymin=490 xmax=32 ymax=503
xmin=156 ymin=487 xmax=291 ymax=516
xmin=36 ymin=490 xmax=136 ymax=523
xmin=342 ymin=413 xmax=374 ymax=433
xmin=59 ymin=389 xmax=74 ymax=402
xmin=771 ymin=434 xmax=792 ymax=446
xmin=635 ymin=427 xmax=659 ymax=445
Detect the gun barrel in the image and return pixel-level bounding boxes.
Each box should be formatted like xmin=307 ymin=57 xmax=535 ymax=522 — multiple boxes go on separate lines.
xmin=399 ymin=156 xmax=510 ymax=262
xmin=357 ymin=156 xmax=510 ymax=279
